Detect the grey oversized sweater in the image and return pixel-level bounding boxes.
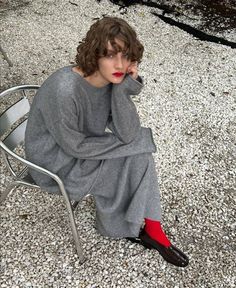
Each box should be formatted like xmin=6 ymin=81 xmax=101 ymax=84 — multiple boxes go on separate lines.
xmin=25 ymin=66 xmax=156 ymax=193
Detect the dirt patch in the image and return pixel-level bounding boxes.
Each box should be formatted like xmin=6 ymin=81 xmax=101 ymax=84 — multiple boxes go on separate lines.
xmin=184 ymin=0 xmax=236 ymax=32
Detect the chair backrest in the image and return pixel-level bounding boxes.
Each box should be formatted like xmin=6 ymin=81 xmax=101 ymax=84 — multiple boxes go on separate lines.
xmin=0 ymin=85 xmax=40 ymax=150
xmin=0 ymin=85 xmax=85 ymax=262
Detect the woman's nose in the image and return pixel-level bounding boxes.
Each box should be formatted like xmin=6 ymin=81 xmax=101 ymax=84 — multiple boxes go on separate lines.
xmin=114 ymin=55 xmax=123 ymax=69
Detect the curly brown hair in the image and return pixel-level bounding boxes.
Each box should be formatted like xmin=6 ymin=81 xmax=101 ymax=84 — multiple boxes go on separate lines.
xmin=75 ymin=17 xmax=144 ymax=77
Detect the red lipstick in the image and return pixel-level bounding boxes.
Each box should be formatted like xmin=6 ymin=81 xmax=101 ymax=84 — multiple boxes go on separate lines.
xmin=112 ymin=72 xmax=124 ymax=77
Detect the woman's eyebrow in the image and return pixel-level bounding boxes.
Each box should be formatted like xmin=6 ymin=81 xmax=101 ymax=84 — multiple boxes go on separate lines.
xmin=107 ymin=49 xmax=128 ymax=54
xmin=107 ymin=49 xmax=116 ymax=53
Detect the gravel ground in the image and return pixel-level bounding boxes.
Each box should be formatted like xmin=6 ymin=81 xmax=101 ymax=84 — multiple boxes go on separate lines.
xmin=0 ymin=0 xmax=236 ymax=287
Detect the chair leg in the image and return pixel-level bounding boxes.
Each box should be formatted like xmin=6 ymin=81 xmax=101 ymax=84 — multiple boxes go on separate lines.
xmin=65 ymin=201 xmax=86 ymax=263
xmin=0 ymin=182 xmax=18 ymax=203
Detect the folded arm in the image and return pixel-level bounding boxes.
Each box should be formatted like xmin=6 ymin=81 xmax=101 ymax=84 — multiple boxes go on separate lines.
xmin=48 ymin=118 xmax=156 ymax=160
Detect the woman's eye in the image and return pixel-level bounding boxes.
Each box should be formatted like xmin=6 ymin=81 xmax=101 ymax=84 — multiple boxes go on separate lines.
xmin=122 ymin=53 xmax=129 ymax=58
xmin=106 ymin=54 xmax=114 ymax=58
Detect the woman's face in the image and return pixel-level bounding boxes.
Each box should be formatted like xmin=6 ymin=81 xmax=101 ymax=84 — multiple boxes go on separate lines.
xmin=86 ymin=39 xmax=132 ymax=87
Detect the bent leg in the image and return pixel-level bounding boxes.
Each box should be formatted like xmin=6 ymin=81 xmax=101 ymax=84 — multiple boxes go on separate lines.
xmin=92 ymin=153 xmax=161 ymax=238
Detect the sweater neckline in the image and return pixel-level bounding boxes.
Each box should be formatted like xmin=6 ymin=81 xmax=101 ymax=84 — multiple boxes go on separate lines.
xmin=70 ymin=65 xmax=111 ymax=93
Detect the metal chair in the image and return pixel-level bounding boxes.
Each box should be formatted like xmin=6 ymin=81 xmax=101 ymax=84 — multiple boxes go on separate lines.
xmin=0 ymin=85 xmax=85 ymax=263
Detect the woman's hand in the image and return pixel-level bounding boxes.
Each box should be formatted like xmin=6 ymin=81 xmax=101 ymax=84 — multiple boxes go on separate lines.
xmin=127 ymin=61 xmax=138 ymax=80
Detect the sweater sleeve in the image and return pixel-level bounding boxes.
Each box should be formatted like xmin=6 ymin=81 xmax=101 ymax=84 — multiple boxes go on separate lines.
xmin=109 ymin=75 xmax=143 ymax=144
xmin=47 ymin=117 xmax=156 ymax=160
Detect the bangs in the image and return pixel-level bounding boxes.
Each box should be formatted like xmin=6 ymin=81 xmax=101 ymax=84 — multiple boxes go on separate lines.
xmin=101 ymin=35 xmax=131 ymax=58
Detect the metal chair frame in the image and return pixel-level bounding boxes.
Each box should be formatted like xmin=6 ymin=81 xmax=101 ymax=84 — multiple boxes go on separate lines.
xmin=0 ymin=85 xmax=85 ymax=263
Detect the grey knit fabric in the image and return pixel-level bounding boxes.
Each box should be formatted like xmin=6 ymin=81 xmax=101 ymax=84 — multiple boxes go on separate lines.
xmin=25 ymin=66 xmax=161 ymax=237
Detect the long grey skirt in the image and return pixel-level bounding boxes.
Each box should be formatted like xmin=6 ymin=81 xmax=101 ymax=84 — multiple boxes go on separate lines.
xmin=78 ymin=153 xmax=162 ymax=238
xmin=35 ymin=152 xmax=162 ymax=238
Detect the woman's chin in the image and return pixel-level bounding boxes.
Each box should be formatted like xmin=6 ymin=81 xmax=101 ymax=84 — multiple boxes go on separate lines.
xmin=111 ymin=77 xmax=125 ymax=84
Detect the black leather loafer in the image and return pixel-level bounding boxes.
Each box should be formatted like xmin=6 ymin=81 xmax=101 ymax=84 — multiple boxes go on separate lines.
xmin=126 ymin=230 xmax=189 ymax=267
xmin=139 ymin=229 xmax=189 ymax=267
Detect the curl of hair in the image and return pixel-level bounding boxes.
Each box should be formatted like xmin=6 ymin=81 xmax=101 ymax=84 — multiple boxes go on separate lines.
xmin=75 ymin=17 xmax=144 ymax=77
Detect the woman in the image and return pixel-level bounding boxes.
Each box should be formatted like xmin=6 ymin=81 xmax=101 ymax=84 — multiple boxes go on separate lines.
xmin=25 ymin=17 xmax=189 ymax=267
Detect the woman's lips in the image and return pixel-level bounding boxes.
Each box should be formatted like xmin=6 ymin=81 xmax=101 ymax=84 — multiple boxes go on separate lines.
xmin=112 ymin=72 xmax=124 ymax=77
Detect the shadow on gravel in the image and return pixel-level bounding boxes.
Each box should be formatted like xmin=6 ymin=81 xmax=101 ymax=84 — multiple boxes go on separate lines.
xmin=103 ymin=0 xmax=236 ymax=32
xmin=101 ymin=0 xmax=236 ymax=48
xmin=0 ymin=0 xmax=30 ymax=15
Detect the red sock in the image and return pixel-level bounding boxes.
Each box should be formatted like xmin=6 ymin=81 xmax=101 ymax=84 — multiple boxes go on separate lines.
xmin=144 ymin=218 xmax=171 ymax=247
